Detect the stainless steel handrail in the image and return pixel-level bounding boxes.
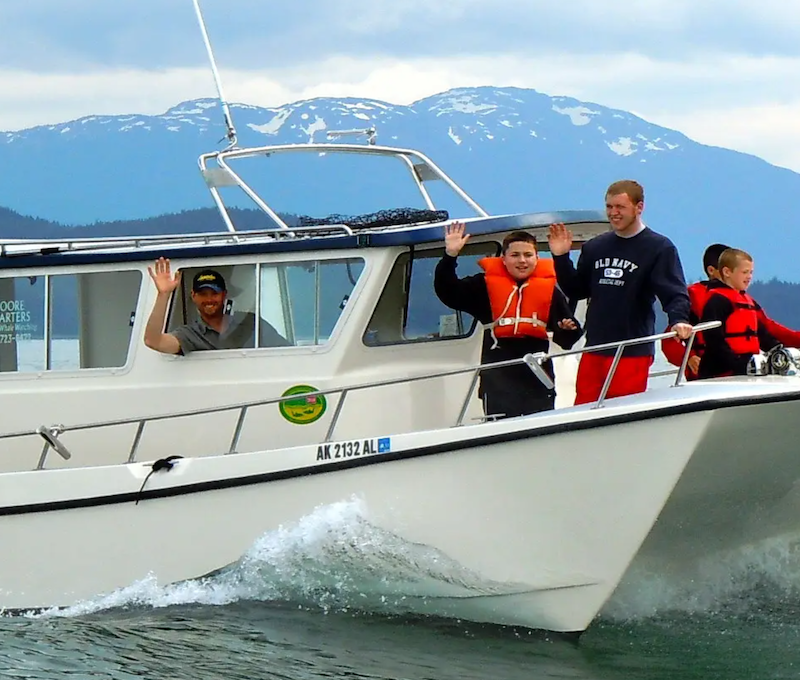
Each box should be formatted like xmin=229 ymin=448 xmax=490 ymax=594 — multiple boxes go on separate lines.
xmin=9 ymin=322 xmax=720 ymax=468
xmin=0 ymin=224 xmax=358 ymax=257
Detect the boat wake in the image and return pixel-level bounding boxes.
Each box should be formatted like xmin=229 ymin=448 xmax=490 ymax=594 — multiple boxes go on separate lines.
xmin=603 ymin=533 xmax=800 ymax=622
xmin=27 ymin=497 xmax=530 ymax=620
xmin=23 ymin=498 xmax=800 ymax=624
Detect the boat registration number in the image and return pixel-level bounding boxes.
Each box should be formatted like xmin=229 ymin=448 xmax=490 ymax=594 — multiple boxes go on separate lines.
xmin=316 ymin=437 xmax=391 ymax=461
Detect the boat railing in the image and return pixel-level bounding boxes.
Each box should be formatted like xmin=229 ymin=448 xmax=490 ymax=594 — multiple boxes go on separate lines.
xmin=198 ymin=141 xmax=490 ymax=234
xmin=0 ymin=224 xmax=360 ymax=258
xmin=0 ymin=322 xmax=719 ymax=469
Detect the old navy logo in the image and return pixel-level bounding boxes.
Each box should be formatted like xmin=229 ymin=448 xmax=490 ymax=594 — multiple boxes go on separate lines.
xmin=594 ymin=257 xmax=639 ymax=273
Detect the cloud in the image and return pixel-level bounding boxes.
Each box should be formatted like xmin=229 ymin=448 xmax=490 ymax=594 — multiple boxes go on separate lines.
xmin=650 ymin=103 xmax=800 ymax=172
xmin=2 ymin=1 xmax=800 ymax=171
xmin=3 ymin=0 xmax=800 ymax=72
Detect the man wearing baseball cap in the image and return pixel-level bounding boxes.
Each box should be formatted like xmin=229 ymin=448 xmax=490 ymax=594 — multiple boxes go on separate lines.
xmin=144 ymin=258 xmax=288 ymax=354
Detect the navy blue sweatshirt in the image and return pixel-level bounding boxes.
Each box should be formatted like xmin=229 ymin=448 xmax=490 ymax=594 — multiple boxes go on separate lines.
xmin=553 ymin=227 xmax=690 ymax=357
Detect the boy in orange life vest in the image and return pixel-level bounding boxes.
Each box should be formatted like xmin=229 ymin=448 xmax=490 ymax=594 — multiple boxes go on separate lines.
xmin=434 ymin=223 xmax=582 ymax=419
xmin=664 ymin=243 xmax=800 ymax=379
xmin=698 ymin=248 xmax=779 ymax=378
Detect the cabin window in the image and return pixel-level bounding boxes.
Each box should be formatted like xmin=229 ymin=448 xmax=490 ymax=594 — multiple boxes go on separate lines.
xmin=259 ymin=258 xmax=365 ymax=346
xmin=364 ymin=243 xmax=498 ymax=346
xmin=169 ymin=258 xmax=365 ymax=349
xmin=0 ymin=271 xmax=142 ymax=373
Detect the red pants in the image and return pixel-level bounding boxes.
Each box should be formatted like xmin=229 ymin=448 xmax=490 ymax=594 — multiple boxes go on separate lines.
xmin=574 ymin=353 xmax=653 ymax=405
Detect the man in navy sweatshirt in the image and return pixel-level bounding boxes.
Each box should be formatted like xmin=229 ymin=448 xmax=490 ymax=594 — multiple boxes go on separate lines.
xmin=547 ymin=180 xmax=692 ymax=404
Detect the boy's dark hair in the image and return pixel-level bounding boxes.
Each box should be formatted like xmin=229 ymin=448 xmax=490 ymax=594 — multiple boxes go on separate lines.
xmin=501 ymin=231 xmax=538 ymax=254
xmin=702 ymin=243 xmax=730 ymax=276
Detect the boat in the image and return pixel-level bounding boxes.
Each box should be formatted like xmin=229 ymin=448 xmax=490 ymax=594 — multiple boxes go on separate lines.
xmin=2 ymin=3 xmax=800 ymax=634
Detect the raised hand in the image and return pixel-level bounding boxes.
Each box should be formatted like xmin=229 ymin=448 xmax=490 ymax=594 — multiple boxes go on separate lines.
xmin=547 ymin=223 xmax=573 ymax=256
xmin=147 ymin=257 xmax=182 ymax=295
xmin=444 ymin=221 xmax=470 ymax=257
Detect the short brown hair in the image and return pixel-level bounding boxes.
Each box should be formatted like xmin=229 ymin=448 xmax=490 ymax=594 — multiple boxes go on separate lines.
xmin=606 ymin=180 xmax=644 ymax=205
xmin=502 ymin=231 xmax=537 ymax=254
xmin=718 ymin=248 xmax=752 ymax=272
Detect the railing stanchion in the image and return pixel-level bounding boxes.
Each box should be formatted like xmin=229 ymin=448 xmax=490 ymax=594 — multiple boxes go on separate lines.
xmin=127 ymin=421 xmax=146 ymax=463
xmin=594 ymin=345 xmax=625 ymax=409
xmin=674 ymin=332 xmax=698 ymax=387
xmin=324 ymin=389 xmax=349 ymax=442
xmin=228 ymin=406 xmax=249 ymax=454
xmin=36 ymin=442 xmax=50 ymax=471
xmin=456 ymin=368 xmax=482 ymax=426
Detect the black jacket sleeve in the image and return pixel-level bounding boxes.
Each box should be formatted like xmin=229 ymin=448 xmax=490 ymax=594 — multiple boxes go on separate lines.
xmin=433 ymin=255 xmax=491 ymax=322
xmin=553 ymin=251 xmax=591 ymax=302
xmin=700 ymin=295 xmax=750 ymax=376
xmin=652 ymin=245 xmax=691 ymax=327
xmin=547 ymin=287 xmax=583 ymax=350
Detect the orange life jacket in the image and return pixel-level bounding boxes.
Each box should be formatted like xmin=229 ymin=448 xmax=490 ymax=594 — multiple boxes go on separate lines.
xmin=709 ymin=286 xmax=760 ymax=355
xmin=479 ymin=257 xmax=556 ymax=344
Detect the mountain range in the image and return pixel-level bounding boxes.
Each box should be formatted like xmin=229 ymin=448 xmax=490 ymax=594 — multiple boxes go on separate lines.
xmin=1 ymin=86 xmax=797 ymax=280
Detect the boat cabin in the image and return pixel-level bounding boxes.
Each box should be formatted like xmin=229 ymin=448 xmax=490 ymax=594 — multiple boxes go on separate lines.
xmin=0 ymin=137 xmax=608 ymax=471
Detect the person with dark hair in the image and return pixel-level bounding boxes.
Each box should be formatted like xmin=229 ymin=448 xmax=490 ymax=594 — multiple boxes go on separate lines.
xmin=434 ymin=223 xmax=582 ymax=418
xmin=661 ymin=243 xmax=729 ymax=379
xmin=698 ymin=248 xmax=779 ymax=378
xmin=548 ymin=179 xmax=692 ymax=404
xmin=144 ymin=258 xmax=289 ymax=355
xmin=662 ymin=243 xmax=800 ymax=379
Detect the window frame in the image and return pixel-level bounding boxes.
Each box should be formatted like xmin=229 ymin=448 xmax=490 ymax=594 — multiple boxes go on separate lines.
xmin=166 ymin=255 xmax=370 ymax=356
xmin=0 ymin=267 xmax=144 ymax=377
xmin=363 ymin=241 xmax=501 ymax=348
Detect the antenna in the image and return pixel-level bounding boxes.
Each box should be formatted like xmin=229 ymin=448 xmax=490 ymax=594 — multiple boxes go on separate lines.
xmin=192 ymin=0 xmax=238 ymax=148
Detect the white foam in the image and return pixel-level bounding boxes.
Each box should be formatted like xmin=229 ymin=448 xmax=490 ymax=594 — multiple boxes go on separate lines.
xmin=28 ymin=497 xmax=521 ymax=620
xmin=604 ymin=532 xmax=800 ymax=621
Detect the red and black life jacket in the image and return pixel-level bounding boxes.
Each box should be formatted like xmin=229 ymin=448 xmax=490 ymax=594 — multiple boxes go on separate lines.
xmin=709 ymin=286 xmax=760 ymax=355
xmin=688 ymin=280 xmax=714 ymax=352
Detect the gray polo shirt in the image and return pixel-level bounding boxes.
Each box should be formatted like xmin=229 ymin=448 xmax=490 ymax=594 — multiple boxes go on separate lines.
xmin=172 ymin=312 xmax=290 ymax=354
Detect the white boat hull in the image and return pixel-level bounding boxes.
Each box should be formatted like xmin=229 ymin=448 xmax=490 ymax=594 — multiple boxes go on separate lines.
xmin=0 ymin=396 xmax=707 ymax=631
xmin=2 ymin=377 xmax=800 ymax=633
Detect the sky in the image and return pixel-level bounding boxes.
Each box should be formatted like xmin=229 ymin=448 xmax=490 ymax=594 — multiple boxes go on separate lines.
xmin=2 ymin=1 xmax=800 ymax=171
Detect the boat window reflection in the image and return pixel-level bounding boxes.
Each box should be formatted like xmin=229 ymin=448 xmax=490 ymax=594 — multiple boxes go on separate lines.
xmin=0 ymin=271 xmax=141 ymax=373
xmin=259 ymin=258 xmax=365 ymax=346
xmin=168 ymin=258 xmax=365 ymax=350
xmin=364 ymin=242 xmax=497 ymax=346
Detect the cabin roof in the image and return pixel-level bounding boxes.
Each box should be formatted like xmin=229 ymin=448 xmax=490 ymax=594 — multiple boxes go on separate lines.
xmin=0 ymin=209 xmax=608 ymax=270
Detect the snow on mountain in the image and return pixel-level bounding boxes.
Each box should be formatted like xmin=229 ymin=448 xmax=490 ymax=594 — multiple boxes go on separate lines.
xmin=1 ymin=85 xmax=798 ymax=279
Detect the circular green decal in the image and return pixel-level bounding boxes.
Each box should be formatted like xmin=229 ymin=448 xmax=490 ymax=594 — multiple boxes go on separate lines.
xmin=279 ymin=384 xmax=327 ymax=424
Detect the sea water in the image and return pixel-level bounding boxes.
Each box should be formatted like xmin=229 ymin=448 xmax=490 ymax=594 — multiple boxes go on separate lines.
xmin=1 ymin=496 xmax=798 ymax=678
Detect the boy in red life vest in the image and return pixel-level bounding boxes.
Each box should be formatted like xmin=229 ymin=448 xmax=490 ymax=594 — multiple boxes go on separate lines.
xmin=698 ymin=248 xmax=779 ymax=378
xmin=548 ymin=180 xmax=692 ymax=404
xmin=664 ymin=243 xmax=800 ymax=379
xmin=434 ymin=223 xmax=582 ymax=418
xmin=661 ymin=243 xmax=729 ymax=379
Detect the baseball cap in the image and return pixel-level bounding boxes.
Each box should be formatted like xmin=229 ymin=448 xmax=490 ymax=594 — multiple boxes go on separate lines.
xmin=192 ymin=269 xmax=226 ymax=293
